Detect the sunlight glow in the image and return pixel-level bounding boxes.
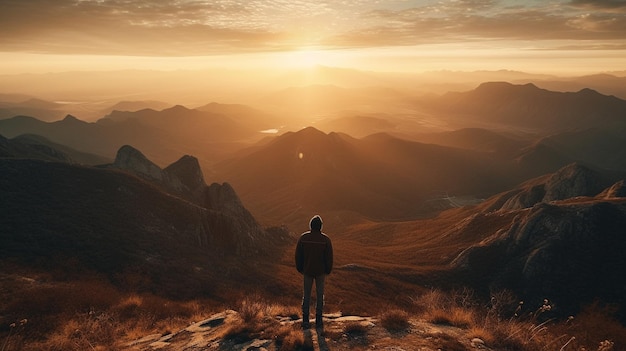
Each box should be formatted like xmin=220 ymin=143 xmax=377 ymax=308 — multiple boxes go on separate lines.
xmin=279 ymin=49 xmax=341 ymax=68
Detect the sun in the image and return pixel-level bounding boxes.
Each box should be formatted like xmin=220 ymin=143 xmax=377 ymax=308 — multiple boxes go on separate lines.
xmin=280 ymin=49 xmax=336 ymax=68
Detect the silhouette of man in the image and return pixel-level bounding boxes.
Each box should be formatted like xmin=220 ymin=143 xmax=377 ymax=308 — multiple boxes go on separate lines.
xmin=295 ymin=215 xmax=333 ymax=329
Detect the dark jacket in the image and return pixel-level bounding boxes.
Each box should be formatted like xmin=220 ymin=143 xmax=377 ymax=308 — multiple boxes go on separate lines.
xmin=295 ymin=230 xmax=333 ymax=276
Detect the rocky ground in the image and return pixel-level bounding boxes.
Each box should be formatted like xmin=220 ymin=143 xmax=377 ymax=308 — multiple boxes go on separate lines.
xmin=123 ymin=310 xmax=486 ymax=351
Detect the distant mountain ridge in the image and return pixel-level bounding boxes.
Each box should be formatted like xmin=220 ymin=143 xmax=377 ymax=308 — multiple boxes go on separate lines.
xmin=0 ymin=98 xmax=66 ymax=122
xmin=431 ymin=82 xmax=626 ymax=132
xmin=0 ymin=102 xmax=275 ymax=167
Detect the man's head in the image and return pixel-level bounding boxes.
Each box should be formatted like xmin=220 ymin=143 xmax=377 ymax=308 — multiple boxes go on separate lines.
xmin=310 ymin=215 xmax=323 ymax=231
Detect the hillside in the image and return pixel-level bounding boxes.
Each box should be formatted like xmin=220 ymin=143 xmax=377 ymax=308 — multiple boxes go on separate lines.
xmin=0 ymin=133 xmax=111 ymax=164
xmin=0 ymin=152 xmax=289 ymax=299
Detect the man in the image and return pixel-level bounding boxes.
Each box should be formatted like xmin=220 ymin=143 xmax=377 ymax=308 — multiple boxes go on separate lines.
xmin=295 ymin=214 xmax=333 ymax=329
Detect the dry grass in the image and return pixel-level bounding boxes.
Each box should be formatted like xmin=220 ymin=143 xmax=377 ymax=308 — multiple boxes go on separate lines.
xmin=222 ymin=295 xmax=303 ymax=351
xmin=343 ymin=322 xmax=368 ymax=336
xmin=410 ymin=289 xmax=626 ymax=351
xmin=423 ymin=307 xmax=474 ymax=328
xmin=3 ymin=272 xmax=626 ymax=351
xmin=380 ymin=309 xmax=411 ymax=332
xmin=0 ymin=273 xmax=219 ymax=351
xmin=466 ymin=325 xmax=495 ymax=345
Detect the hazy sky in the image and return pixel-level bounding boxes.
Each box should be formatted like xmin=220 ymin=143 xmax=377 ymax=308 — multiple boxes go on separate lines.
xmin=1 ymin=0 xmax=625 ymax=74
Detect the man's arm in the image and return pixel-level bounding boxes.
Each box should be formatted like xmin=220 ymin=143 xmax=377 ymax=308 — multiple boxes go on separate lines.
xmin=325 ymin=237 xmax=333 ymax=275
xmin=295 ymin=238 xmax=304 ymax=273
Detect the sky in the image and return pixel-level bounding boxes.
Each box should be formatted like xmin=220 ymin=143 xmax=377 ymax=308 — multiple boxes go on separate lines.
xmin=1 ymin=0 xmax=626 ymax=75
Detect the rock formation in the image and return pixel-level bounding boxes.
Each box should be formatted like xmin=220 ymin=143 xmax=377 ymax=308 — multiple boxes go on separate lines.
xmin=486 ymin=163 xmax=617 ymax=211
xmin=452 ymin=200 xmax=626 ymax=316
xmin=113 ymin=144 xmax=163 ymax=181
xmin=163 ymin=155 xmax=207 ymax=197
xmin=110 ymin=144 xmax=277 ymax=255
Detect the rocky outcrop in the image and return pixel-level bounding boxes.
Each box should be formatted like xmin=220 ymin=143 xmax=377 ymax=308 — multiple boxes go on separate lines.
xmin=487 ymin=163 xmax=616 ymax=211
xmin=543 ymin=163 xmax=606 ymax=201
xmin=452 ymin=200 xmax=626 ymax=316
xmin=112 ymin=145 xmax=207 ymax=201
xmin=163 ymin=155 xmax=207 ymax=196
xmin=600 ymin=180 xmax=626 ymax=198
xmin=114 ymin=145 xmax=163 ymax=181
xmin=110 ymin=145 xmax=277 ymax=255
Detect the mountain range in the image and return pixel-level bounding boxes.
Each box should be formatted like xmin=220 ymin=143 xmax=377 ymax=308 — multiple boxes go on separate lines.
xmin=2 ymin=83 xmax=626 ymax=230
xmin=0 ymin=102 xmax=278 ymax=168
xmin=423 ymin=82 xmax=626 ymax=133
xmin=2 ymin=79 xmax=626 ymax=325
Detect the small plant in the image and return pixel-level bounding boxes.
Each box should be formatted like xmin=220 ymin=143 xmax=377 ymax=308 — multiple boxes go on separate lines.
xmin=277 ymin=327 xmax=305 ymax=351
xmin=343 ymin=321 xmax=368 ymax=338
xmin=2 ymin=319 xmax=28 ymax=351
xmin=380 ymin=309 xmax=410 ymax=332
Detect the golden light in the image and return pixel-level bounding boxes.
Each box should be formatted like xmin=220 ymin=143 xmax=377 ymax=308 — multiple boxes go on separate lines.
xmin=279 ymin=49 xmax=338 ymax=68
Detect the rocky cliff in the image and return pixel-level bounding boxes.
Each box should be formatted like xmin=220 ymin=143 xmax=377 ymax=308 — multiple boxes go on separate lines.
xmin=110 ymin=144 xmax=275 ymax=255
xmin=452 ymin=194 xmax=626 ymax=317
xmin=113 ymin=144 xmax=163 ymax=181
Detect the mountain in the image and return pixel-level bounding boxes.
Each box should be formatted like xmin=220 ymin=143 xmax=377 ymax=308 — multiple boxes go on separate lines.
xmin=429 ymin=162 xmax=626 ymax=318
xmin=212 ymin=127 xmax=513 ymax=225
xmin=428 ymin=82 xmax=626 ymax=133
xmin=0 ymin=149 xmax=289 ymax=298
xmin=530 ymin=73 xmax=626 ymax=100
xmin=451 ymin=198 xmax=626 ymax=318
xmin=195 ymin=102 xmax=282 ymax=130
xmin=0 ymin=133 xmax=111 ymax=164
xmin=99 ymin=100 xmax=172 ymax=116
xmin=215 ymin=124 xmax=626 ymax=226
xmin=0 ymin=114 xmax=171 ymax=162
xmin=481 ymin=163 xmax=622 ymax=212
xmin=101 ymin=105 xmax=254 ymax=140
xmin=0 ymin=106 xmax=269 ymax=168
xmin=313 ymin=115 xmax=398 ymax=138
xmin=0 ymin=98 xmax=66 ymax=121
xmin=413 ymin=128 xmax=529 ymax=154
xmin=538 ymin=126 xmax=626 ymax=172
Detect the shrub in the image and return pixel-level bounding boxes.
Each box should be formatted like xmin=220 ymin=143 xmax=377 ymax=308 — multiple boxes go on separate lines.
xmin=380 ymin=309 xmax=410 ymax=332
xmin=343 ymin=322 xmax=368 ymax=336
xmin=277 ymin=327 xmax=305 ymax=351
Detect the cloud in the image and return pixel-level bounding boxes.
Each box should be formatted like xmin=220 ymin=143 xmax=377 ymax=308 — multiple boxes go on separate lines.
xmin=328 ymin=0 xmax=626 ymax=48
xmin=0 ymin=0 xmax=625 ymax=56
xmin=570 ymin=0 xmax=626 ymax=9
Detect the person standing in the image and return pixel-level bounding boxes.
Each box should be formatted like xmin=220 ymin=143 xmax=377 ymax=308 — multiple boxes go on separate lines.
xmin=295 ymin=215 xmax=333 ymax=329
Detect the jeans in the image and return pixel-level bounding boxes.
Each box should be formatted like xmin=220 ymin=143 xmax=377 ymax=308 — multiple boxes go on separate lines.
xmin=302 ymin=274 xmax=325 ymax=323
